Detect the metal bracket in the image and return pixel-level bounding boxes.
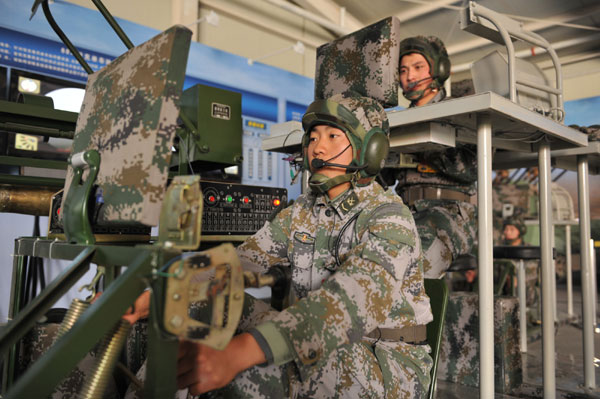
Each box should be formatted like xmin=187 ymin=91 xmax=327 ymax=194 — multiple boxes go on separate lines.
xmin=158 ymin=175 xmax=203 ymax=250
xmin=62 ymin=150 xmax=100 ymax=245
xmin=162 ymin=244 xmax=244 ymax=350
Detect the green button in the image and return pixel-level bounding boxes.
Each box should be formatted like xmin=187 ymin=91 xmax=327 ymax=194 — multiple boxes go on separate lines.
xmin=226 ymin=195 xmax=233 ymax=203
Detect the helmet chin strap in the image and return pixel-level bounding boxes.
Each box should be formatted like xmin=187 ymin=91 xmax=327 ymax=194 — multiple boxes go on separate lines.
xmin=308 ymin=173 xmax=355 ymax=195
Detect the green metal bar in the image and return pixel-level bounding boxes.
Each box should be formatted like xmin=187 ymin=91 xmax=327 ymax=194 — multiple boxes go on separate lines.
xmin=41 ymin=0 xmax=93 ymax=74
xmin=0 ymin=247 xmax=94 ymax=360
xmin=91 ymin=0 xmax=134 ymax=50
xmin=1 ymin=245 xmax=26 ymax=392
xmin=0 ymin=99 xmax=78 ymax=126
xmin=0 ymin=156 xmax=67 ymax=170
xmin=14 ymin=238 xmax=154 ymax=265
xmin=0 ymin=174 xmax=64 ymax=188
xmin=145 ymin=262 xmax=179 ymax=399
xmin=0 ymin=122 xmax=75 ymax=139
xmin=3 ymin=250 xmax=155 ymax=399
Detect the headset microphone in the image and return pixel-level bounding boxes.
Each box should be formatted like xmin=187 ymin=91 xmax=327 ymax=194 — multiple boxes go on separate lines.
xmin=311 ymin=158 xmax=367 ymax=171
xmin=406 ymin=76 xmax=434 ymax=90
xmin=310 ymin=143 xmax=367 ymax=171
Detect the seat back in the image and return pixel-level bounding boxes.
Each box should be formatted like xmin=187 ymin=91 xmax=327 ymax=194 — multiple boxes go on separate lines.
xmin=61 ymin=25 xmax=192 ymax=227
xmin=424 ymin=278 xmax=449 ymax=399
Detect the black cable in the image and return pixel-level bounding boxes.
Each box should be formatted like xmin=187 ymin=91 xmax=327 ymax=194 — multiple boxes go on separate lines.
xmin=333 ymin=212 xmax=360 ymax=267
xmin=30 ymin=255 xmax=38 ymax=303
xmin=41 ymin=0 xmax=93 ymax=74
xmin=21 ymin=255 xmax=31 ymax=309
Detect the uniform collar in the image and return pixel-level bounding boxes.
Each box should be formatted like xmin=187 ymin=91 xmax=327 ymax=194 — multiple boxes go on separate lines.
xmin=311 ymin=182 xmax=383 ymax=218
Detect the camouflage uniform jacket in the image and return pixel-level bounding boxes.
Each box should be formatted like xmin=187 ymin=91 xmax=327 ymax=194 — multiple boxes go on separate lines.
xmin=237 ymin=182 xmax=433 ymax=387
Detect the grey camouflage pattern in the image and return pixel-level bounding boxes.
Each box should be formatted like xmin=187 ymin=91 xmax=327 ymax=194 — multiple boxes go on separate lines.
xmin=438 ymin=293 xmax=522 ymax=394
xmin=571 ymin=124 xmax=600 ymax=141
xmin=235 ymin=182 xmax=433 ymax=397
xmin=61 ymin=25 xmax=191 ymax=226
xmin=413 ymin=199 xmax=477 ymax=278
xmin=18 ymin=322 xmax=120 ymax=398
xmin=315 ymin=17 xmax=401 ymax=108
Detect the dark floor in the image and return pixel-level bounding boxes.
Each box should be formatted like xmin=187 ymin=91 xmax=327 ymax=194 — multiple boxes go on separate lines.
xmin=434 ymin=282 xmax=600 ymax=398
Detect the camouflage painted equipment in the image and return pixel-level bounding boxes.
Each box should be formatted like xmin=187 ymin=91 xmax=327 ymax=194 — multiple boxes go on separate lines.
xmin=571 ymin=124 xmax=600 ymax=141
xmin=438 ymin=292 xmax=522 ymax=394
xmin=315 ymin=17 xmax=401 ymax=108
xmin=399 ymin=35 xmax=450 ymax=91
xmin=61 ymin=25 xmax=192 ymax=227
xmin=302 ymin=93 xmax=390 ymax=192
xmin=18 ymin=321 xmax=120 ymax=398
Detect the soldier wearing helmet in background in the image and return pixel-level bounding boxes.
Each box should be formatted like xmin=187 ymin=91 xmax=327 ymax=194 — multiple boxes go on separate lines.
xmin=502 ymin=217 xmax=526 ymax=246
xmin=125 ymin=92 xmax=433 ymax=398
xmin=386 ymin=35 xmax=478 ymax=279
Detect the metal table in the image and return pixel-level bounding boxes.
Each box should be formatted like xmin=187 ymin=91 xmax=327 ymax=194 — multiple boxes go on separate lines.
xmin=495 ymin=141 xmax=600 ymax=390
xmin=264 ymin=91 xmax=588 ymax=397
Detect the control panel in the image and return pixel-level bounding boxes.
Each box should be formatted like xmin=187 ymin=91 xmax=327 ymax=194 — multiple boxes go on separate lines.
xmin=201 ymin=181 xmax=287 ymax=235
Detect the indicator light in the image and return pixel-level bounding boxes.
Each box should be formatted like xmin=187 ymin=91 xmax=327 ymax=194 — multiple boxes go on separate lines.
xmin=273 ymin=198 xmax=281 ymax=207
xmin=243 ymin=197 xmax=250 ymax=204
xmin=208 ymin=195 xmax=216 ymax=203
xmin=226 ymin=195 xmax=233 ymax=203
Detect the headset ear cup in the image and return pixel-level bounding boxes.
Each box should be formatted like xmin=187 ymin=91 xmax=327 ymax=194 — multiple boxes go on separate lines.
xmin=437 ymin=55 xmax=450 ymax=85
xmin=360 ymin=128 xmax=389 ymax=177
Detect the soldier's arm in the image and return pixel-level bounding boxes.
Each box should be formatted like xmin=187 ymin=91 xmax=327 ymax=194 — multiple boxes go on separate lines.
xmin=236 ymin=204 xmax=293 ymax=272
xmin=249 ymin=203 xmax=422 ymax=380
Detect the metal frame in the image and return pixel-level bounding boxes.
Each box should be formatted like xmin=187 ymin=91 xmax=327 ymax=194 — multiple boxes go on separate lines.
xmin=494 ymin=143 xmax=600 ymax=390
xmin=0 ymin=239 xmax=181 ymax=398
xmin=460 ymin=1 xmax=564 ymax=122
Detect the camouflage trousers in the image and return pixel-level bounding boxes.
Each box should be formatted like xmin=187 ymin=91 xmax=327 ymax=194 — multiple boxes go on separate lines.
xmin=127 ymin=294 xmax=429 ymax=399
xmin=412 ymin=199 xmax=477 ymax=279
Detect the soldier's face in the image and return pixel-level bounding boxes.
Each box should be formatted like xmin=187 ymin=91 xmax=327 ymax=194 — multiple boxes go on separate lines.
xmin=399 ymin=53 xmax=433 ymax=94
xmin=503 ymin=224 xmax=520 ymax=240
xmin=307 ymin=124 xmax=353 ymax=178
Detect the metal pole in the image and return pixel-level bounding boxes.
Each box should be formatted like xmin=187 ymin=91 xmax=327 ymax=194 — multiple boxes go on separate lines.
xmin=577 ymin=154 xmax=595 ymax=389
xmin=551 ymin=224 xmax=558 ymax=323
xmin=518 ymin=259 xmax=527 ymax=353
xmin=538 ymin=141 xmax=555 ymax=398
xmin=566 ymin=224 xmax=573 ymax=317
xmin=477 ymin=113 xmax=494 ymax=398
xmin=590 ymin=239 xmax=597 ymax=328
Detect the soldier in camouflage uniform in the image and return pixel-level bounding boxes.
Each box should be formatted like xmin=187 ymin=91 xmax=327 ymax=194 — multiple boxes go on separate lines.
xmin=390 ymin=36 xmax=478 ymax=279
xmin=166 ymin=93 xmax=433 ymax=398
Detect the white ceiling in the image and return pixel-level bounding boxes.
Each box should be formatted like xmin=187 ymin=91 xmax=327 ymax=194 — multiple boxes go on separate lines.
xmin=284 ymin=0 xmax=600 ymax=81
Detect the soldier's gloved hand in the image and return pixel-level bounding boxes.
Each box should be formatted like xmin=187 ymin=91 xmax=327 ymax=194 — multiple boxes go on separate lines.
xmin=122 ymin=290 xmax=151 ymax=325
xmin=176 ymin=332 xmax=266 ymax=395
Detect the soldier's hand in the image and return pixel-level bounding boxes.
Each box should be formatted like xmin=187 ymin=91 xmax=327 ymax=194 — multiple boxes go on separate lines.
xmin=122 ymin=290 xmax=151 ymax=325
xmin=176 ymin=332 xmax=266 ymax=394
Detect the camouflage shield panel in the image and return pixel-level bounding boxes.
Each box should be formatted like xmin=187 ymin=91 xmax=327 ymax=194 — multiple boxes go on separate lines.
xmin=62 ymin=25 xmax=192 ymax=226
xmin=315 ymin=17 xmax=401 ymax=108
xmin=438 ymin=292 xmax=522 ymax=394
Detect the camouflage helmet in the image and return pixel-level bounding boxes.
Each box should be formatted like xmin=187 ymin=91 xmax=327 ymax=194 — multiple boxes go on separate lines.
xmin=503 ymin=217 xmax=527 ymax=237
xmin=399 ymin=35 xmax=450 ymax=90
xmin=302 ymin=92 xmax=390 ymax=194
